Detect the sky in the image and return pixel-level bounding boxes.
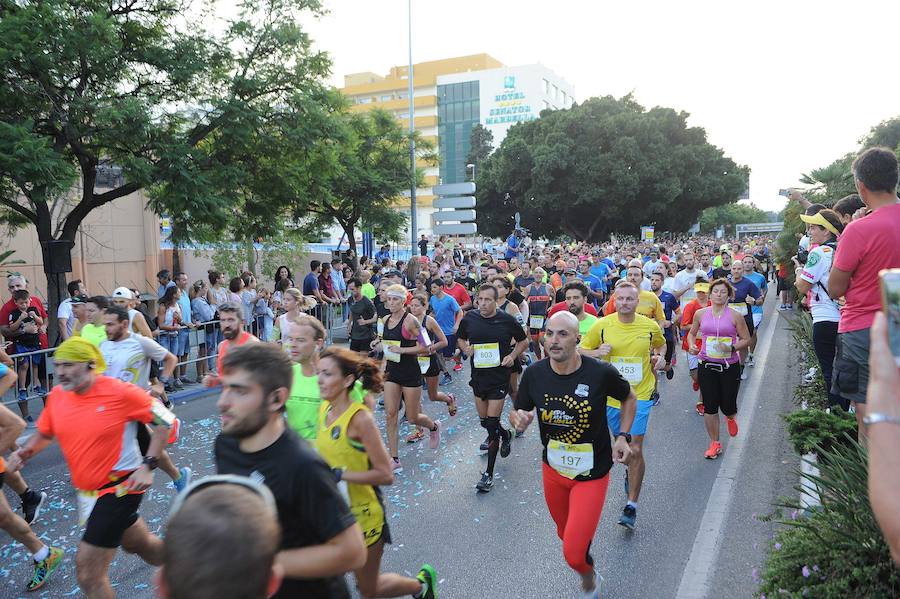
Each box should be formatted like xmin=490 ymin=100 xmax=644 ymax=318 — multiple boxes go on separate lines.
xmin=299 ymin=0 xmax=900 ymax=212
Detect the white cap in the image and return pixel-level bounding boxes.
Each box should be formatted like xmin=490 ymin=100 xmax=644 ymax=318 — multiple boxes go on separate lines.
xmin=112 ymin=287 xmax=134 ymax=299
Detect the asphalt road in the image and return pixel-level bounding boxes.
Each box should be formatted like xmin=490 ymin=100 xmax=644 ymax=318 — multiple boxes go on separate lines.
xmin=1 ymin=294 xmax=800 ymax=599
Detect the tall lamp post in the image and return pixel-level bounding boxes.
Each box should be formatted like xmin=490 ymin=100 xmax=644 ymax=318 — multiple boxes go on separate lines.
xmin=466 ymin=163 xmax=476 ymax=182
xmin=407 ymin=0 xmax=417 ymax=254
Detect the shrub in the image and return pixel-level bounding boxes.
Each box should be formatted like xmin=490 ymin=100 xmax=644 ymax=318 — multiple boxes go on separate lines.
xmin=782 ymin=409 xmax=858 ymax=457
xmin=757 ymin=437 xmax=900 ymax=598
xmin=786 ymin=310 xmax=829 ymax=410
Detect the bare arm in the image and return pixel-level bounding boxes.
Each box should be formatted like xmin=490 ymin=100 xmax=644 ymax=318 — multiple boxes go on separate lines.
xmin=827 ymin=267 xmax=851 ymax=299
xmin=422 ymin=319 xmax=448 ymax=354
xmin=57 ymin=318 xmax=70 ymax=340
xmin=132 ymin=311 xmax=154 ymax=338
xmin=7 ymin=431 xmax=55 ymax=471
xmin=276 ymin=524 xmax=367 ymax=579
xmin=732 ymin=311 xmax=751 ymax=350
xmin=160 ymin=351 xmax=178 ymax=379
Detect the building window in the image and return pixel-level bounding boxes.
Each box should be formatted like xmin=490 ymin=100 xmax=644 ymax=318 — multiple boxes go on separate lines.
xmin=381 ymin=94 xmax=392 ymax=102
xmin=397 ymin=92 xmax=408 ymax=100
xmin=436 ymin=81 xmax=480 ymax=184
xmin=358 ymin=97 xmax=372 ymax=104
xmin=542 ymin=78 xmax=549 ymax=94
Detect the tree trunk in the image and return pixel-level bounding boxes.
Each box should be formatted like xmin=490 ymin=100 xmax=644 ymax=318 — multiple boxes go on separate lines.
xmin=45 ymin=270 xmax=66 ymax=346
xmin=343 ymin=224 xmax=359 ymax=271
xmin=245 ymin=240 xmax=257 ymax=276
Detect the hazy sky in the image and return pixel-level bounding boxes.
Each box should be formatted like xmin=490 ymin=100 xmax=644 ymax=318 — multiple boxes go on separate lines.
xmin=303 ymin=1 xmax=899 ymax=212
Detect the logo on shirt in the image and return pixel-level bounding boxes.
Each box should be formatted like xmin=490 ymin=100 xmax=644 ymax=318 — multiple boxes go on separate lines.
xmin=250 ymin=470 xmax=266 ymax=486
xmin=96 ymin=406 xmax=105 ymax=412
xmin=574 ymin=384 xmax=590 ymax=397
xmin=331 ymin=426 xmax=341 ymax=440
xmin=806 ymin=252 xmax=820 ymax=267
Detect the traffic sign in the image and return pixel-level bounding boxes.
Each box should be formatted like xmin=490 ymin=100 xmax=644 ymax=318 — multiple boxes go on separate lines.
xmin=432 ymin=182 xmax=476 ymax=197
xmin=736 ymin=222 xmax=784 ymax=235
xmin=433 ymin=223 xmax=478 ymax=235
xmin=433 ymin=196 xmax=476 ymax=209
xmin=433 ymin=210 xmax=476 ymax=222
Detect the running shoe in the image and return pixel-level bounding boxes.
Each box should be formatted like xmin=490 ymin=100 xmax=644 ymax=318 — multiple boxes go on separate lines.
xmin=740 ymin=368 xmax=747 ymax=381
xmin=406 ymin=429 xmax=425 ymax=444
xmin=475 ymin=472 xmax=493 ymax=492
xmin=500 ymin=428 xmax=512 ymax=458
xmin=666 ymin=366 xmax=674 ymax=380
xmin=515 ymin=429 xmax=525 ymax=438
xmin=392 ymin=458 xmax=403 ymax=473
xmin=173 ymin=467 xmax=192 ymax=493
xmin=33 ymin=385 xmax=47 ymax=397
xmin=479 ymin=436 xmax=489 ymax=453
xmin=24 ymin=415 xmax=35 ymax=428
xmin=695 ymin=402 xmax=705 ymax=416
xmin=22 ymin=490 xmax=47 ymax=525
xmin=416 ymin=564 xmax=439 ymax=599
xmin=746 ymin=354 xmax=755 ymax=368
xmin=446 ymin=393 xmax=457 ymax=416
xmin=618 ymin=505 xmax=637 ymax=530
xmin=651 ymin=390 xmax=661 ymax=406
xmin=453 ymin=362 xmax=463 ymax=372
xmin=173 ymin=378 xmax=184 ymax=389
xmin=580 ymin=574 xmax=603 ymax=599
xmin=26 ymin=546 xmax=63 ymax=592
xmin=429 ymin=421 xmax=441 ymax=449
xmin=726 ymin=417 xmax=739 ymax=437
xmin=692 ymin=380 xmax=700 ymax=392
xmin=439 ymin=373 xmax=452 ymax=387
xmin=17 ymin=388 xmax=27 ymax=402
xmin=704 ymin=441 xmax=723 ymax=460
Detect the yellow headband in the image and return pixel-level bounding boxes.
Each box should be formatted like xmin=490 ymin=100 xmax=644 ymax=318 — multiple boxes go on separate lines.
xmin=55 ymin=337 xmax=106 ymax=373
xmin=799 ymin=212 xmax=840 ymax=237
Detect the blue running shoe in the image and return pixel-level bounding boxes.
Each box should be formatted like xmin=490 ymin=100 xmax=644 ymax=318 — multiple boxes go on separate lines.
xmin=173 ymin=467 xmax=192 ymax=493
xmin=618 ymin=505 xmax=637 ymax=530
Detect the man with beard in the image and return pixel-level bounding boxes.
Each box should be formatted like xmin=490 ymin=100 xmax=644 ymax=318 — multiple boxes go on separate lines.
xmin=711 ymin=250 xmax=733 ymax=280
xmin=214 ymin=343 xmax=366 ymax=598
xmin=203 ymin=303 xmax=259 ymax=387
xmin=673 ymin=253 xmax=708 ymax=305
xmin=562 ymin=280 xmax=598 ymax=336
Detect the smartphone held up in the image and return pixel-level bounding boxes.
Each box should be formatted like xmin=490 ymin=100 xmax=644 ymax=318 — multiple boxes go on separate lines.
xmin=880 ymin=269 xmax=900 ymax=366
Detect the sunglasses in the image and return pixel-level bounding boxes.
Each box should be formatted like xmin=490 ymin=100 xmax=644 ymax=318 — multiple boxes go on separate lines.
xmin=169 ymin=474 xmax=277 ymax=520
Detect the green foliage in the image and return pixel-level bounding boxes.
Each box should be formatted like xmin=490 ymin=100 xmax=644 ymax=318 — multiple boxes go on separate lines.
xmin=699 ymin=202 xmax=769 ymax=233
xmin=299 ymin=108 xmax=432 ymax=251
xmin=466 ymin=124 xmax=494 ymax=180
xmin=782 ymin=409 xmax=857 ymax=456
xmin=757 ymin=437 xmax=900 ymax=598
xmin=861 ymin=116 xmax=900 ymax=151
xmin=475 ymin=95 xmax=749 ymax=240
xmin=786 ymin=310 xmax=828 ymax=409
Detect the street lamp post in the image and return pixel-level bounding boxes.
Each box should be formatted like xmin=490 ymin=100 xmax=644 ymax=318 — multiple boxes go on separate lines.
xmin=407 ymin=0 xmax=417 ymax=254
xmin=466 ymin=163 xmax=476 ymax=182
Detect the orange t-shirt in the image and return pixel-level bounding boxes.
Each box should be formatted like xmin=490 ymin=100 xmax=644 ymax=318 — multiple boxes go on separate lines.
xmin=0 ymin=455 xmax=5 ymax=474
xmin=37 ymin=376 xmax=154 ymax=491
xmin=216 ymin=331 xmax=256 ymax=374
xmin=680 ymin=299 xmax=709 ymax=350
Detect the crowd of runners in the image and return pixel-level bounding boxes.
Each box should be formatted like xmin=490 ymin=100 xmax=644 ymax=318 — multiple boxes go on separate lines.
xmin=1 ymin=145 xmax=899 ymax=599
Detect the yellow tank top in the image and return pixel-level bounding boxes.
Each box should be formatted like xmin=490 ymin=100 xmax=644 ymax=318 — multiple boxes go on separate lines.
xmin=315 ymin=401 xmax=385 ymax=547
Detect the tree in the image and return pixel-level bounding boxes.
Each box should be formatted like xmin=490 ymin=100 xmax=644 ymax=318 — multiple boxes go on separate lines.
xmin=699 ymin=202 xmax=769 ymax=234
xmin=297 ymin=108 xmax=433 ymax=257
xmin=476 ymin=95 xmax=748 ymax=241
xmin=0 ymin=0 xmax=330 ymax=340
xmin=466 ymin=124 xmax=494 ymax=181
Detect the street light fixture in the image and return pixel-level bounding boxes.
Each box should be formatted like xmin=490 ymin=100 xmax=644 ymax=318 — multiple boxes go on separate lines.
xmin=466 ymin=163 xmax=476 ymax=181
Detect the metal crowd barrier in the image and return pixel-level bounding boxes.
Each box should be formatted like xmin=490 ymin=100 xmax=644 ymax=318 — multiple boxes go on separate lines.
xmin=2 ymin=309 xmax=348 ymax=414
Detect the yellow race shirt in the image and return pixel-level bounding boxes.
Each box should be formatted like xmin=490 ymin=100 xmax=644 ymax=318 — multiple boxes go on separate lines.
xmin=580 ymin=313 xmax=665 ymax=406
xmin=604 ymin=290 xmax=665 ymax=321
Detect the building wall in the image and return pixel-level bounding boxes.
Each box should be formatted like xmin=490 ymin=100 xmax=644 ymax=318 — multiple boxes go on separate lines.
xmin=2 ymin=189 xmax=162 ymax=302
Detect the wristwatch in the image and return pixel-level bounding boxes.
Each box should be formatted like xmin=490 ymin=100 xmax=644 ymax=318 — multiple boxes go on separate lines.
xmin=616 ymin=432 xmax=632 ymax=443
xmin=142 ymin=456 xmax=159 ymax=470
xmin=863 ymin=413 xmax=900 ymax=427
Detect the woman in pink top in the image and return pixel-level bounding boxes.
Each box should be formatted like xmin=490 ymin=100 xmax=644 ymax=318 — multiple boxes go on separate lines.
xmin=687 ymin=278 xmax=751 ymax=460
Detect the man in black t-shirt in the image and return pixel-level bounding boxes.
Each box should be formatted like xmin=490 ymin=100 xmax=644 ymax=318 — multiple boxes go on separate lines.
xmin=214 ymin=344 xmax=366 ymax=599
xmin=457 ymin=284 xmax=528 ymax=492
xmin=511 ymin=312 xmax=635 ymax=598
xmin=346 ymin=278 xmax=376 ymax=354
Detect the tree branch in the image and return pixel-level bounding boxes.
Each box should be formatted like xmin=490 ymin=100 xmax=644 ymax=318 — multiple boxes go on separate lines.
xmin=0 ymin=197 xmax=38 ymax=225
xmin=60 ymin=181 xmax=141 ymax=240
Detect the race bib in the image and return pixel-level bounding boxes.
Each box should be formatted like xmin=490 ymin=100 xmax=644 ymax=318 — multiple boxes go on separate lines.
xmin=547 ymin=440 xmax=594 ymax=479
xmin=472 ymin=343 xmax=501 ymax=368
xmin=706 ymin=336 xmax=733 ymax=359
xmin=610 ymin=356 xmax=642 ymax=384
xmin=418 ymin=356 xmax=431 ymax=374
xmin=382 ymin=340 xmax=401 ymax=363
xmin=730 ymin=302 xmax=748 ymax=316
xmin=529 ymin=315 xmax=545 ymax=329
xmin=376 ymin=318 xmax=384 ymax=337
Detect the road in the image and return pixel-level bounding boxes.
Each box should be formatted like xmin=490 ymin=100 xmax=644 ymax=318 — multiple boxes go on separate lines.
xmin=1 ymin=294 xmax=800 ymax=598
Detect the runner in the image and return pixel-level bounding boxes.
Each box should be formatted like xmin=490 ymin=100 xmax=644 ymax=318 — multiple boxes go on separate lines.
xmin=347 ymin=278 xmax=377 ymax=355
xmin=214 ymin=343 xmax=367 ymax=598
xmin=456 ymin=284 xmax=529 ymax=492
xmin=203 ymin=302 xmax=259 ymax=387
xmin=686 ymin=278 xmax=752 ymax=459
xmin=428 ymin=279 xmax=462 ymax=385
xmin=650 ymin=272 xmax=681 ymax=385
xmin=0 ymin=364 xmax=63 ymax=592
xmin=562 ymin=280 xmax=599 ymax=336
xmin=673 ymin=252 xmax=708 ymax=304
xmin=680 ymin=281 xmax=711 ymax=415
xmin=741 ymin=255 xmax=768 ymax=367
xmin=408 ymin=294 xmax=457 ymax=417
xmin=579 ymin=281 xmax=665 ymax=530
xmin=510 ymin=311 xmax=635 ymax=598
xmin=8 ymin=337 xmax=175 ymax=598
xmin=375 ymin=284 xmax=441 ymax=471
xmin=602 ymin=266 xmax=665 ymax=323
xmin=315 ymin=347 xmax=439 ymax=599
xmin=523 ymin=269 xmax=553 ymax=360
xmin=727 ymin=260 xmax=761 ymax=379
